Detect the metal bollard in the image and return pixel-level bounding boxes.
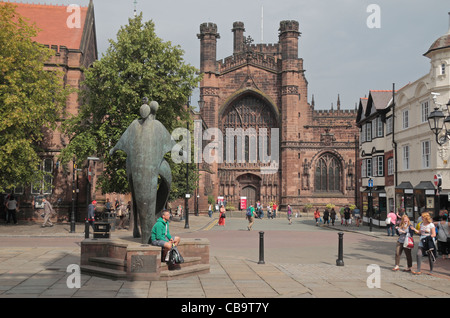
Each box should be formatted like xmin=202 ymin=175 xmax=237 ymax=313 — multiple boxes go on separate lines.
xmin=85 ymin=220 xmax=90 ymax=239
xmin=258 ymin=231 xmax=265 ymax=264
xmin=336 ymin=232 xmax=344 ymax=266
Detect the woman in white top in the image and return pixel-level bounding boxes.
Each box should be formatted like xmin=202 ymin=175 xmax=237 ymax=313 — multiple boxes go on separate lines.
xmin=412 ymin=212 xmax=436 ymax=275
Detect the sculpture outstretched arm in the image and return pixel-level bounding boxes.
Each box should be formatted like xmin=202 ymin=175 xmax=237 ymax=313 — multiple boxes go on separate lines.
xmin=109 ymin=120 xmax=137 ymax=157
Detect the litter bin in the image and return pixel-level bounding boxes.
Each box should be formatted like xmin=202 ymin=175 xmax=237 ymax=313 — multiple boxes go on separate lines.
xmin=93 ymin=222 xmax=110 ymax=238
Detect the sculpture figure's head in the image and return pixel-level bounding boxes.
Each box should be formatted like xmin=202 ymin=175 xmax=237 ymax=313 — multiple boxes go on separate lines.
xmin=140 ymin=99 xmax=159 ymax=119
xmin=150 ymin=101 xmax=159 ymax=114
xmin=140 ymin=104 xmax=151 ymax=119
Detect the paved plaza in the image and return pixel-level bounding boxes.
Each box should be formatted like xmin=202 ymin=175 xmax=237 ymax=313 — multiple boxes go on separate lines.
xmin=0 ymin=213 xmax=448 ymax=300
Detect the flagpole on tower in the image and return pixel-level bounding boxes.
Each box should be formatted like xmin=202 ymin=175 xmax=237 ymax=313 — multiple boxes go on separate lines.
xmin=261 ymin=5 xmax=264 ymax=43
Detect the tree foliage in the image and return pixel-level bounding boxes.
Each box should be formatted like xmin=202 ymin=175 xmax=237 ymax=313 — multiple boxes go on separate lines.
xmin=60 ymin=14 xmax=201 ymax=200
xmin=0 ymin=3 xmax=69 ymax=192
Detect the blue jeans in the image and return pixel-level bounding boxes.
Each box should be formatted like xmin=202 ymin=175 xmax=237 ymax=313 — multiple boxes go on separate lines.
xmin=387 ymin=224 xmax=396 ymax=236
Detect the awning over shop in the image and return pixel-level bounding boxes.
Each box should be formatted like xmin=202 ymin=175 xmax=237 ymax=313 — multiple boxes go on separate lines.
xmin=414 ymin=181 xmax=435 ymax=191
xmin=396 ymin=182 xmax=414 ymax=194
xmin=396 ymin=181 xmax=413 ymax=189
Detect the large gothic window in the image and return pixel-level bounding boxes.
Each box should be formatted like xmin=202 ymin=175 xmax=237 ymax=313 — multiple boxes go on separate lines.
xmin=221 ymin=94 xmax=278 ymax=164
xmin=314 ymin=154 xmax=341 ymax=192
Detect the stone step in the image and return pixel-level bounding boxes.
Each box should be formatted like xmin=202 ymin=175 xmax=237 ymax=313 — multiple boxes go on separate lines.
xmin=160 ymin=256 xmax=202 ymax=269
xmin=160 ymin=263 xmax=210 ymax=281
xmin=89 ymin=257 xmax=127 ymax=271
xmin=81 ymin=265 xmax=128 ymax=280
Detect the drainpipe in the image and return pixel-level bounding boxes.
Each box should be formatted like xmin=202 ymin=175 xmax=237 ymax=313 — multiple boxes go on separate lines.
xmin=392 ymin=83 xmax=398 ymax=213
xmin=392 ymin=83 xmax=397 ymax=188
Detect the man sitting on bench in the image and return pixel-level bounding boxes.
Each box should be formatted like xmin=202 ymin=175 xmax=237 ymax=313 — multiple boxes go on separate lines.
xmin=150 ymin=210 xmax=180 ymax=262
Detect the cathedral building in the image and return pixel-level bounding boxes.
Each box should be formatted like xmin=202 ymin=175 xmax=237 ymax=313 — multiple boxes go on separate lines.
xmin=195 ymin=21 xmax=359 ymax=213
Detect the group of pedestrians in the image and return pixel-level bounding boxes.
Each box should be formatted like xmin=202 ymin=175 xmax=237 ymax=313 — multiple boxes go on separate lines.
xmin=313 ymin=205 xmax=359 ymax=227
xmin=392 ymin=211 xmax=449 ymax=275
xmin=245 ymin=202 xmax=280 ymax=230
xmin=216 ymin=201 xmax=280 ymax=229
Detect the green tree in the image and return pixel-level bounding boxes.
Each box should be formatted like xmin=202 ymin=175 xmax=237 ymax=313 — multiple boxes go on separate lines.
xmin=0 ymin=3 xmax=69 ymax=192
xmin=60 ymin=13 xmax=201 ymax=199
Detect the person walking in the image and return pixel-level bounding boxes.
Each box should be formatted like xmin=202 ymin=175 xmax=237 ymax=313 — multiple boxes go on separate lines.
xmin=117 ymin=202 xmax=128 ymax=229
xmin=208 ymin=204 xmax=213 ymax=218
xmin=41 ymin=198 xmax=54 ymax=227
xmin=287 ymin=204 xmax=292 ymax=225
xmin=339 ymin=206 xmax=345 ymax=225
xmin=436 ymin=214 xmax=449 ymax=259
xmin=343 ymin=205 xmax=351 ymax=226
xmin=247 ymin=204 xmax=256 ymax=231
xmin=267 ymin=204 xmax=272 ymax=219
xmin=353 ymin=207 xmax=361 ymax=227
xmin=314 ymin=208 xmax=321 ymax=226
xmin=87 ymin=200 xmax=97 ymax=232
xmin=412 ymin=212 xmax=436 ymax=275
xmin=330 ymin=208 xmax=336 ymax=226
xmin=218 ymin=204 xmax=226 ymax=226
xmin=386 ymin=210 xmax=398 ymax=236
xmin=5 ymin=195 xmax=18 ymax=225
xmin=392 ymin=215 xmax=415 ymax=272
xmin=272 ymin=202 xmax=278 ymax=218
xmin=323 ymin=208 xmax=330 ymax=225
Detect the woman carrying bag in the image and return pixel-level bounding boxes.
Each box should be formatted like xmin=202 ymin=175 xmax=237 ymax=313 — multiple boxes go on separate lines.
xmin=412 ymin=212 xmax=436 ymax=275
xmin=392 ymin=215 xmax=415 ymax=272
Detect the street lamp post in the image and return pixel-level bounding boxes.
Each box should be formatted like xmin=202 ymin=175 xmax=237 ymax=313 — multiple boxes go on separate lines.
xmin=70 ymin=157 xmax=77 ymax=233
xmin=427 ymin=96 xmax=450 ymax=145
xmin=185 ymin=121 xmax=190 ymax=229
xmin=427 ymin=95 xmax=450 ymax=218
xmin=368 ymin=178 xmax=373 ymax=232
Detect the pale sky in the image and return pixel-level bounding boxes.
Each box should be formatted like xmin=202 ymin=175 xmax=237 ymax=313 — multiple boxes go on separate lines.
xmin=11 ymin=0 xmax=450 ymax=109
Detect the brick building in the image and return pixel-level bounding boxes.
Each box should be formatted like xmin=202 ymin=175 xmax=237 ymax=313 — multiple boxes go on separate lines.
xmin=1 ymin=1 xmax=98 ymax=221
xmin=195 ymin=21 xmax=359 ymax=213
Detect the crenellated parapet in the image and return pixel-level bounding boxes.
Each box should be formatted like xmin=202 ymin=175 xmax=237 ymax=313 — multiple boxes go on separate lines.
xmin=218 ymin=51 xmax=280 ymax=74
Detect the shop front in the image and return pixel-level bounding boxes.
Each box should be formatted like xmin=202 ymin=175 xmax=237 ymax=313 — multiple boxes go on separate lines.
xmin=414 ymin=181 xmax=436 ymax=219
xmin=361 ymin=187 xmax=387 ymax=227
xmin=395 ymin=181 xmax=415 ymax=223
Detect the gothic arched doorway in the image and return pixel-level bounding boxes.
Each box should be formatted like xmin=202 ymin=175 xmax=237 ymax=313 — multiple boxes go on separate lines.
xmin=242 ymin=186 xmax=257 ymax=207
xmin=238 ymin=173 xmax=261 ymax=206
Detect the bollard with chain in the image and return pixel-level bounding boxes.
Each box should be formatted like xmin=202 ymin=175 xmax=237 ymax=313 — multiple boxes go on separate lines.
xmin=258 ymin=231 xmax=265 ymax=264
xmin=336 ymin=232 xmax=344 ymax=266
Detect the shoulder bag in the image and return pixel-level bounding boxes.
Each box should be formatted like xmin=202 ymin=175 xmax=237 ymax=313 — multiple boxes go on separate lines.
xmin=403 ymin=231 xmax=414 ymax=249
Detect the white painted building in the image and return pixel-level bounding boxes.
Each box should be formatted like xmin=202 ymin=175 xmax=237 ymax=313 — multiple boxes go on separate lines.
xmin=357 ymin=13 xmax=450 ymax=225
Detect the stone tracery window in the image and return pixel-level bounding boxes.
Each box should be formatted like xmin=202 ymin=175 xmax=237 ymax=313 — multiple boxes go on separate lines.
xmin=314 ymin=153 xmax=342 ymax=192
xmin=221 ymin=94 xmax=278 ymax=164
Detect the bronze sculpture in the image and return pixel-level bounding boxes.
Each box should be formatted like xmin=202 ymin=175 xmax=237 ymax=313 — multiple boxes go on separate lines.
xmin=110 ymin=99 xmax=175 ymax=244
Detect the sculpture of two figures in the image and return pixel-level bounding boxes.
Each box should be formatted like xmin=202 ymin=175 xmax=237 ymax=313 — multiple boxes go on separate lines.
xmin=109 ymin=98 xmax=175 ymax=244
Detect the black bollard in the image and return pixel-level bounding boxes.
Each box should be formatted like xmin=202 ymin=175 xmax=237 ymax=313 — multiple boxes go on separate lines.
xmin=336 ymin=232 xmax=344 ymax=266
xmin=258 ymin=231 xmax=265 ymax=264
xmin=85 ymin=220 xmax=90 ymax=239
